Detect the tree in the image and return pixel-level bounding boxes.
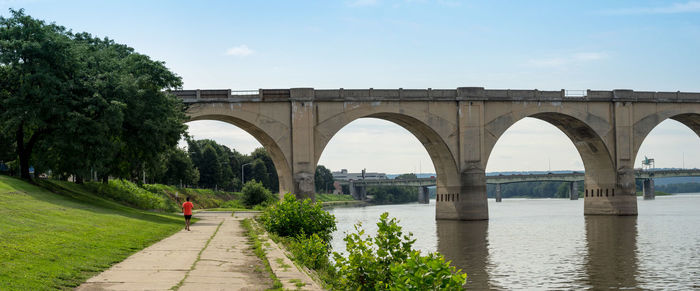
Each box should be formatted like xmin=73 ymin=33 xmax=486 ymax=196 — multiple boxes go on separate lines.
xmin=198 ymin=145 xmax=221 ymax=189
xmin=241 ymin=180 xmax=275 ymax=207
xmin=152 ymin=147 xmax=199 ymax=186
xmin=0 ymin=10 xmax=186 ymax=182
xmin=251 ymin=147 xmax=278 ymax=191
xmin=0 ymin=9 xmax=77 ymax=180
xmin=315 ymin=165 xmax=334 ymax=193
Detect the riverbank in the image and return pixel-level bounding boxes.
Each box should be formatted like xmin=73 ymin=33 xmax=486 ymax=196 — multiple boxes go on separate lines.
xmin=0 ymin=176 xmax=184 ymax=289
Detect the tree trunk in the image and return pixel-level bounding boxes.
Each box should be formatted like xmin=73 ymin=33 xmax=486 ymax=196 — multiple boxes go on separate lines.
xmin=101 ymin=175 xmax=109 ymax=184
xmin=75 ymin=175 xmax=84 ymax=184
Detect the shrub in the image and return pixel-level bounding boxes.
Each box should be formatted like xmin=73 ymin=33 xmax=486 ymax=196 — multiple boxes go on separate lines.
xmin=389 ymin=251 xmax=467 ymax=290
xmin=288 ymin=232 xmax=331 ymax=270
xmin=332 ymin=212 xmax=414 ymax=289
xmin=332 ymin=212 xmax=466 ymax=290
xmin=84 ymin=180 xmax=176 ymax=211
xmin=242 ymin=180 xmax=276 ymax=207
xmin=260 ymin=193 xmax=336 ymax=243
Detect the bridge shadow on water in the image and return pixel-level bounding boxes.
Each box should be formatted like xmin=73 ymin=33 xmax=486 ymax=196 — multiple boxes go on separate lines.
xmin=437 ymin=216 xmax=639 ymax=289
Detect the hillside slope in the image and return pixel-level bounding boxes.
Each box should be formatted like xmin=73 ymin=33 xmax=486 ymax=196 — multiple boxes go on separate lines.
xmin=0 ymin=176 xmax=184 ymax=290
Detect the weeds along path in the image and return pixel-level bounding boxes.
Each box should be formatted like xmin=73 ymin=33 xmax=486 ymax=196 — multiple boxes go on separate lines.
xmin=77 ymin=212 xmax=271 ymax=290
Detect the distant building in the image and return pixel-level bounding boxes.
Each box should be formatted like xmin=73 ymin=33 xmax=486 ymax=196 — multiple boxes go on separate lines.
xmin=332 ymin=169 xmax=387 ymax=180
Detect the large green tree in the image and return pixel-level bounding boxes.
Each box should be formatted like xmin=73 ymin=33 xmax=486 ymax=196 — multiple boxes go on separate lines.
xmin=0 ymin=9 xmax=77 ymax=179
xmin=0 ymin=10 xmax=186 ymax=181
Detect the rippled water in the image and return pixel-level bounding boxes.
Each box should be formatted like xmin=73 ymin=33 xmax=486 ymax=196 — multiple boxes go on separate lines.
xmin=328 ymin=194 xmax=700 ymax=290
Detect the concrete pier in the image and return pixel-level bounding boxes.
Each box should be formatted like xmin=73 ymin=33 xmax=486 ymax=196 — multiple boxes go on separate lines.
xmin=418 ymin=186 xmax=430 ymax=204
xmin=570 ymin=181 xmax=579 ymax=200
xmin=643 ymin=179 xmax=655 ymax=200
xmin=495 ymin=184 xmax=502 ymax=202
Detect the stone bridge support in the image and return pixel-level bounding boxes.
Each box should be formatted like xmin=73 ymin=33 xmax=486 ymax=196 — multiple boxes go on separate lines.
xmin=289 ymin=89 xmax=318 ymax=200
xmin=348 ymin=181 xmax=367 ymax=201
xmin=570 ymin=181 xmax=579 ymax=200
xmin=494 ymin=184 xmax=502 ymax=202
xmin=642 ymin=179 xmax=655 ymax=200
xmin=418 ymin=186 xmax=430 ymax=204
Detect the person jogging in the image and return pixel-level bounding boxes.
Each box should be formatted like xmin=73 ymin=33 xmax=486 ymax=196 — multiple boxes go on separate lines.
xmin=182 ymin=197 xmax=194 ymax=231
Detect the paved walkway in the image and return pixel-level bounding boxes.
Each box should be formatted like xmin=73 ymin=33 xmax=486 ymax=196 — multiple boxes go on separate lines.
xmin=77 ymin=211 xmax=317 ymax=290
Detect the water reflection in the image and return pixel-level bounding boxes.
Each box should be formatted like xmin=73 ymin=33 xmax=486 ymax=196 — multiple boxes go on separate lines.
xmin=582 ymin=216 xmax=638 ymax=289
xmin=436 ymin=220 xmax=491 ymax=290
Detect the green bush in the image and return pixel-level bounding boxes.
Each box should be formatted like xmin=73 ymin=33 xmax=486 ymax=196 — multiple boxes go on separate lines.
xmin=332 ymin=212 xmax=466 ymax=290
xmin=260 ymin=193 xmax=336 ymax=243
xmin=84 ymin=180 xmax=176 ymax=211
xmin=389 ymin=251 xmax=467 ymax=290
xmin=288 ymin=232 xmax=331 ymax=270
xmin=242 ymin=180 xmax=276 ymax=207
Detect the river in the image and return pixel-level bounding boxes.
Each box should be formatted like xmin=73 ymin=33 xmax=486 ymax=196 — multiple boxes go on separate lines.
xmin=328 ymin=194 xmax=700 ymax=290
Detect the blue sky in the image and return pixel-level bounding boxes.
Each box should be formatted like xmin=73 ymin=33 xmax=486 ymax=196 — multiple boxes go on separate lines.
xmin=5 ymin=0 xmax=700 ymax=173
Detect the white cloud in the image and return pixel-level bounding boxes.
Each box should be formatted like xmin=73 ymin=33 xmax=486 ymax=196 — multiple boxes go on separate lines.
xmin=603 ymin=1 xmax=700 ymax=15
xmin=528 ymin=52 xmax=608 ymax=68
xmin=225 ymin=45 xmax=254 ymax=57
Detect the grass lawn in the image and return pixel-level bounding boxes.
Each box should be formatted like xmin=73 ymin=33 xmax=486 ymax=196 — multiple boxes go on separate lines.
xmin=315 ymin=193 xmax=356 ymax=202
xmin=0 ymin=176 xmax=185 ymax=290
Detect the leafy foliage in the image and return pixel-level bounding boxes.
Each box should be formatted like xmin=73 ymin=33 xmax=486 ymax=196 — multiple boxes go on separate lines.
xmin=332 ymin=212 xmax=466 ymax=290
xmin=83 ymin=180 xmax=176 ymax=211
xmin=315 ymin=165 xmax=334 ymax=193
xmin=260 ymin=193 xmax=337 ymax=243
xmin=187 ymin=139 xmax=278 ymax=192
xmin=368 ymin=185 xmax=418 ymax=204
xmin=147 ymin=147 xmax=199 ymax=187
xmin=0 ymin=9 xmax=185 ymax=182
xmin=241 ymin=180 xmax=276 ymax=207
xmin=389 ymin=251 xmax=467 ymax=290
xmin=486 ymin=181 xmax=583 ymax=198
xmin=287 ymin=232 xmax=331 ymax=270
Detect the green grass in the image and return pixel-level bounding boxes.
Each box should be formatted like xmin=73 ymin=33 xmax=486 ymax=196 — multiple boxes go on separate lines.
xmin=315 ymin=193 xmax=355 ymax=202
xmin=0 ymin=176 xmax=185 ymax=290
xmin=143 ymin=183 xmax=242 ymax=210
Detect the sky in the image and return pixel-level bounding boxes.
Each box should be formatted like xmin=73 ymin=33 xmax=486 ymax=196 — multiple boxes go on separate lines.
xmin=5 ymin=0 xmax=700 ymax=174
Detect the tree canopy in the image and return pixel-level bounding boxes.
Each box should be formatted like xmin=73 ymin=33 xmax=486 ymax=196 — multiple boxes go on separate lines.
xmin=0 ymin=9 xmax=186 ymax=182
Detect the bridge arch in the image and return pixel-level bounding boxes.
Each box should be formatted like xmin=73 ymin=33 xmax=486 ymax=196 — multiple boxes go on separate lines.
xmin=484 ymin=107 xmax=620 ymax=212
xmin=186 ymin=103 xmax=293 ymax=196
xmin=632 ymin=106 xmax=700 ymax=163
xmin=314 ymin=102 xmax=461 ymax=200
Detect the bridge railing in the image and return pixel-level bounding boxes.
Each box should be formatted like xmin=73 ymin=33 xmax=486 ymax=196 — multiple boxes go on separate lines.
xmin=170 ymin=88 xmax=700 ymax=103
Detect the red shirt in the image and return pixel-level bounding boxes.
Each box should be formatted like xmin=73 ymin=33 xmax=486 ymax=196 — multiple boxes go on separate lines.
xmin=182 ymin=201 xmax=193 ymax=215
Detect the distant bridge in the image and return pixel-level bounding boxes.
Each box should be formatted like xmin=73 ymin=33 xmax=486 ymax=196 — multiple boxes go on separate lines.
xmin=337 ymin=169 xmax=700 ymax=203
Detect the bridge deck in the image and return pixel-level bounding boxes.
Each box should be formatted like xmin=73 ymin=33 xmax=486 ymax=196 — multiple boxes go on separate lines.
xmin=336 ymin=170 xmax=700 ymax=187
xmin=171 ymin=88 xmax=700 ymax=103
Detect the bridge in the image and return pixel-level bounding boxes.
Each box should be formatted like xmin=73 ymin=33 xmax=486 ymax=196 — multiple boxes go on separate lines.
xmin=173 ymin=87 xmax=700 ymax=221
xmin=336 ymin=169 xmax=700 ymax=203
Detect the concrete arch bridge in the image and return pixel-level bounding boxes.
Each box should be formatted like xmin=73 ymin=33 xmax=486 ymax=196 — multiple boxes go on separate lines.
xmin=172 ymin=87 xmax=700 ymax=221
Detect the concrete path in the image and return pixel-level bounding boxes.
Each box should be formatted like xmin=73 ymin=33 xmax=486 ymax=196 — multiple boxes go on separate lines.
xmin=77 ymin=212 xmax=271 ymax=291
